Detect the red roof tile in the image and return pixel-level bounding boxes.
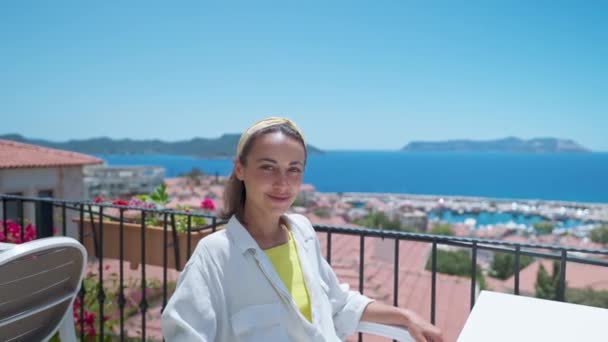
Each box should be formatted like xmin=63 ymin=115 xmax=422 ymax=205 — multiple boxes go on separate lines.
xmin=0 ymin=139 xmax=102 ymax=169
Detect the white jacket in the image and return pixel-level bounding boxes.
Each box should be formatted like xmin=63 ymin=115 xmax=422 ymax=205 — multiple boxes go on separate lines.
xmin=161 ymin=213 xmax=373 ymax=342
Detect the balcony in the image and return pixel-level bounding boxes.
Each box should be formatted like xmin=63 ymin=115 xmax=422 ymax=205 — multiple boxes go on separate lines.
xmin=1 ymin=194 xmax=608 ymax=341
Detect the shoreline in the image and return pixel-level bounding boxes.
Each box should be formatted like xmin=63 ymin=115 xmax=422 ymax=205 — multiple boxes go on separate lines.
xmin=323 ymin=191 xmax=608 ymax=208
xmin=303 ymin=190 xmax=608 ymax=224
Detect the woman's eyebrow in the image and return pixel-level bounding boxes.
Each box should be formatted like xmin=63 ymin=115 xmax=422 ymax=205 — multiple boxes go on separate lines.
xmin=255 ymin=157 xmax=277 ymax=164
xmin=255 ymin=158 xmax=304 ymax=166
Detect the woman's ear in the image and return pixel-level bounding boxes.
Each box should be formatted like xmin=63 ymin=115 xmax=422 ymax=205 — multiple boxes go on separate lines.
xmin=234 ymin=158 xmax=244 ymax=181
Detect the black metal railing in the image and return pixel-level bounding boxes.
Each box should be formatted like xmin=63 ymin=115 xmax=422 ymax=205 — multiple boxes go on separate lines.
xmin=314 ymin=224 xmax=608 ymax=328
xmin=1 ymin=194 xmax=222 ymax=342
xmin=2 ymin=194 xmax=608 ymax=341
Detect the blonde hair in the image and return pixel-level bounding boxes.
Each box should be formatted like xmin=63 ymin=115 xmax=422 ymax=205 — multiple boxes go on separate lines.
xmin=220 ymin=117 xmax=307 ymax=221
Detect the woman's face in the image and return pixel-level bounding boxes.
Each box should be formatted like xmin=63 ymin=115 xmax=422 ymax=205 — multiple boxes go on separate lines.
xmin=235 ymin=131 xmax=306 ymax=217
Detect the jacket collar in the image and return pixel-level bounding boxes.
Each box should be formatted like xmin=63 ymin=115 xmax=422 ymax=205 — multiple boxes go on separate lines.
xmin=226 ymin=213 xmax=313 ymax=255
xmin=225 ymin=215 xmax=259 ymax=255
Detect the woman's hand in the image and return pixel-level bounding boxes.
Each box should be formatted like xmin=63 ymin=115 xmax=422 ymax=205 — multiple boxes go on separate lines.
xmin=400 ymin=308 xmax=443 ymax=342
xmin=361 ymin=302 xmax=443 ymax=342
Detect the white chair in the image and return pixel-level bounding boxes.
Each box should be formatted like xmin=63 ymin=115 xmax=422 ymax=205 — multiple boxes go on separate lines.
xmin=0 ymin=237 xmax=87 ymax=342
xmin=357 ymin=320 xmax=415 ymax=341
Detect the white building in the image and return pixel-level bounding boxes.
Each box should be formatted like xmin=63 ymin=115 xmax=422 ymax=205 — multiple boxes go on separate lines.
xmin=84 ymin=165 xmax=165 ymax=199
xmin=0 ymin=139 xmax=102 ymax=236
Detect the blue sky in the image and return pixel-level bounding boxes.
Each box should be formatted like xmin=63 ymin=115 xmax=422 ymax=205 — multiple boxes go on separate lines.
xmin=1 ymin=1 xmax=607 ymax=151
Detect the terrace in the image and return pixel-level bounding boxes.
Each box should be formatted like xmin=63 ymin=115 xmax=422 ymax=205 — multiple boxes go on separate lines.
xmin=2 ymin=193 xmax=608 ymax=341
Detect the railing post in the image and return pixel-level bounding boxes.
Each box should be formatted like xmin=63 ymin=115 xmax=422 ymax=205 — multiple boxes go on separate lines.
xmin=470 ymin=241 xmax=478 ymax=310
xmin=431 ymin=240 xmax=437 ymax=324
xmin=358 ymin=235 xmax=365 ymax=342
xmin=514 ymin=246 xmax=521 ymax=295
xmin=327 ymin=228 xmax=332 ymax=265
xmin=558 ymin=249 xmax=567 ymax=302
xmin=35 ymin=199 xmax=54 ymax=238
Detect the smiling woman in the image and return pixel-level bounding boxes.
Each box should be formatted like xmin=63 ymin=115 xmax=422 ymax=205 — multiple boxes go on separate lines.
xmin=161 ymin=117 xmax=443 ymax=342
xmin=221 ymin=117 xmax=307 ymax=235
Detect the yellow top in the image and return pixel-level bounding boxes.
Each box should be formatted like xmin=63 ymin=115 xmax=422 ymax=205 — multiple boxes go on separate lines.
xmin=264 ymin=230 xmax=312 ymax=322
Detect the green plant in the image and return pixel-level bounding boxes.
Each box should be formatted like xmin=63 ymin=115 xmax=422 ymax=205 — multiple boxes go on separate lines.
xmin=535 ymin=261 xmax=565 ymax=300
xmin=314 ymin=207 xmax=331 ymax=218
xmin=490 ymin=252 xmax=534 ymax=280
xmin=590 ymin=225 xmax=608 ymax=244
xmin=66 ymin=269 xmax=170 ymax=341
xmin=96 ymin=184 xmax=214 ymax=233
xmin=566 ymin=287 xmax=608 ymax=309
xmin=425 ymin=249 xmax=486 ymax=289
xmin=430 ymin=223 xmax=454 ymax=236
xmin=354 ymin=211 xmax=405 ymax=231
xmin=533 ymin=221 xmax=554 ymax=235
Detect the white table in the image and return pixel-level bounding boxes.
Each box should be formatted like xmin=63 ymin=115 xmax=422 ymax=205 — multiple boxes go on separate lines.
xmin=458 ymin=290 xmax=608 ymax=342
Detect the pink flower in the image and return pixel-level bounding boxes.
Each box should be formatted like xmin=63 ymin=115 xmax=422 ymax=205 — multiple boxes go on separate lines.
xmin=200 ymin=198 xmax=215 ymax=211
xmin=0 ymin=220 xmax=36 ymax=244
xmin=83 ymin=311 xmax=96 ymax=325
xmin=112 ymin=199 xmax=129 ymax=206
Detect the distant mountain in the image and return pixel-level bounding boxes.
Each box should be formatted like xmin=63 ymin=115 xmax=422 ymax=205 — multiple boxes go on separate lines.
xmin=0 ymin=134 xmax=324 ymax=157
xmin=402 ymin=137 xmax=590 ymax=153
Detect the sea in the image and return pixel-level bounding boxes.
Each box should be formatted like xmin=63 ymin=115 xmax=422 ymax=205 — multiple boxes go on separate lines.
xmin=98 ymin=151 xmax=608 ymax=204
xmin=98 ymin=151 xmax=608 ymax=228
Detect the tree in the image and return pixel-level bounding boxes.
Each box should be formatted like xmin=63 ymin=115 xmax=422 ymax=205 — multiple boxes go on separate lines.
xmin=490 ymin=252 xmax=534 ymax=280
xmin=314 ymin=207 xmax=331 ymax=218
xmin=178 ymin=167 xmax=206 ymax=178
xmin=535 ymin=261 xmax=565 ymax=300
xmin=430 ymin=223 xmax=454 ymax=236
xmin=354 ymin=212 xmax=410 ymax=231
xmin=425 ymin=249 xmax=486 ymax=289
xmin=533 ymin=221 xmax=554 ymax=235
xmin=178 ymin=167 xmax=206 ymax=186
xmin=590 ymin=225 xmax=608 ymax=244
xmin=566 ymin=287 xmax=608 ymax=309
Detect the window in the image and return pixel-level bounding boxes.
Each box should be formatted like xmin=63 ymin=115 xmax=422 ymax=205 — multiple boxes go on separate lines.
xmin=3 ymin=192 xmax=23 ymax=222
xmin=38 ymin=190 xmax=54 ymax=198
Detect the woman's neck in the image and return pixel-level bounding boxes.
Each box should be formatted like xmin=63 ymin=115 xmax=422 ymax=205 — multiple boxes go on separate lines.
xmin=241 ymin=204 xmax=287 ymax=248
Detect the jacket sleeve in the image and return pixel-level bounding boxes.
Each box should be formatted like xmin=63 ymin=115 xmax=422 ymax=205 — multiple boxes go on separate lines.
xmin=161 ymin=245 xmax=220 ymax=342
xmin=304 ymin=218 xmax=374 ymax=339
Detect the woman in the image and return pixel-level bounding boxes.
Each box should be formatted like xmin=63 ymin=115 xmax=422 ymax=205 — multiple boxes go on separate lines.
xmin=161 ymin=117 xmax=443 ymax=342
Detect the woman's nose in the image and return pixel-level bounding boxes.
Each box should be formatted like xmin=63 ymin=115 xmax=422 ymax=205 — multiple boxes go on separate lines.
xmin=273 ymin=171 xmax=289 ymax=187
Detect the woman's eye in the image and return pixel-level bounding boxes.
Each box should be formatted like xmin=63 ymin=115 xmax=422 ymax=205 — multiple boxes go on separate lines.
xmin=261 ymin=165 xmax=274 ymax=171
xmin=289 ymin=168 xmax=302 ymax=173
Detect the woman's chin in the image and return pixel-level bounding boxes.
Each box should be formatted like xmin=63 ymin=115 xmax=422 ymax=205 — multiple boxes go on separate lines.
xmin=264 ymin=199 xmax=293 ymax=213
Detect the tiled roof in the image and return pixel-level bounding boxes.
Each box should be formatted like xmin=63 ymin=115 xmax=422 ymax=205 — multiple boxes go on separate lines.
xmin=0 ymin=139 xmax=102 ymax=169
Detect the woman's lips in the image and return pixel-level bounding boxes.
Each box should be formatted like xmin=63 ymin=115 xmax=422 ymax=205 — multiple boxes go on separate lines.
xmin=266 ymin=194 xmax=291 ymax=202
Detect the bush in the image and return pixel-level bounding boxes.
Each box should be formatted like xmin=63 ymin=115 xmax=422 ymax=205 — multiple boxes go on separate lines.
xmin=590 ymin=225 xmax=608 ymax=244
xmin=490 ymin=252 xmax=534 ymax=280
xmin=425 ymin=249 xmax=486 ymax=289
xmin=353 ymin=212 xmax=407 ymax=231
xmin=314 ymin=207 xmax=331 ymax=218
xmin=533 ymin=221 xmax=554 ymax=235
xmin=567 ymin=287 xmax=608 ymax=309
xmin=535 ymin=262 xmax=564 ymax=300
xmin=430 ymin=223 xmax=454 ymax=236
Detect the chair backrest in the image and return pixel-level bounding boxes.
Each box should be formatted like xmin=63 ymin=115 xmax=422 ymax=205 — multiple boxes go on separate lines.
xmin=0 ymin=237 xmax=87 ymax=342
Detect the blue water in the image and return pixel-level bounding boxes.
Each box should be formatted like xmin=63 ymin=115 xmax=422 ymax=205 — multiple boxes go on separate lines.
xmin=98 ymin=151 xmax=608 ymax=204
xmin=428 ymin=210 xmax=588 ymax=229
